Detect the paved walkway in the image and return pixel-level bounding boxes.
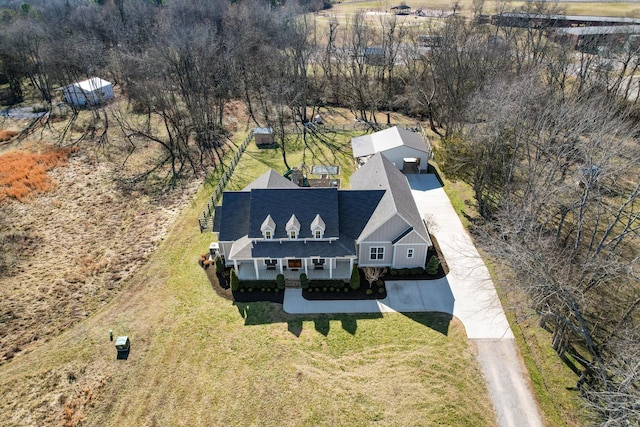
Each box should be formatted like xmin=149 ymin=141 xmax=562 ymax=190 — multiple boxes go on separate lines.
xmin=282 ymin=173 xmax=543 ymax=427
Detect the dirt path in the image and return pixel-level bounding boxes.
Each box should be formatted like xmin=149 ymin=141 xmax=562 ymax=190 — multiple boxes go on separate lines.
xmin=475 ymin=339 xmax=544 ymax=427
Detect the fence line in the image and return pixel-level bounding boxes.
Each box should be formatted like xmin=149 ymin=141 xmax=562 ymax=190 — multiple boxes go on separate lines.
xmin=199 ymin=131 xmax=254 ymax=233
xmin=198 ymin=122 xmax=431 ymax=232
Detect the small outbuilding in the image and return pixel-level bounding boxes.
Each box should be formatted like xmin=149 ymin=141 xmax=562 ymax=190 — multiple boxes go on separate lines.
xmin=254 ymin=127 xmax=275 ymax=147
xmin=61 ymin=77 xmax=114 ymax=107
xmin=351 ymin=126 xmax=431 ymax=173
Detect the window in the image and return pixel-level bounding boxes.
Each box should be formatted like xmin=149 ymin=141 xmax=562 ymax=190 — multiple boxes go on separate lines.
xmin=407 ymin=248 xmax=414 ymax=258
xmin=290 ymin=230 xmax=297 ymax=239
xmin=264 ymin=259 xmax=277 ymax=270
xmin=312 ymin=258 xmax=325 ymax=269
xmin=315 ymin=230 xmax=321 ymax=239
xmin=370 ymin=247 xmax=384 ymax=260
xmin=265 ymin=230 xmax=272 ymax=239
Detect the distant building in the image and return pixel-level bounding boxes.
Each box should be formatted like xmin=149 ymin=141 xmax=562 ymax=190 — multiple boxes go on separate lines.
xmin=550 ymin=25 xmax=640 ymax=52
xmin=492 ymin=12 xmax=640 ymax=29
xmin=254 ymin=127 xmax=274 ymax=147
xmin=60 ymin=77 xmax=113 ymax=107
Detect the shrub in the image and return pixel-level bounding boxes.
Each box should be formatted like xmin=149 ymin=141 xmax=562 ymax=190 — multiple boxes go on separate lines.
xmin=322 ymin=287 xmax=328 ymax=292
xmin=390 ymin=269 xmax=397 ymax=276
xmin=315 ymin=287 xmax=320 ymax=292
xmin=426 ymin=255 xmax=440 ymax=275
xmin=248 ymin=287 xmax=253 ymax=292
xmin=215 ymin=255 xmax=225 ymax=274
xmin=350 ymin=265 xmax=361 ymax=290
xmin=299 ymin=273 xmax=309 ymax=289
xmin=230 ymin=269 xmax=240 ymax=291
xmin=376 ymin=279 xmax=384 ymax=287
xmin=276 ymin=274 xmax=285 ymax=289
xmin=365 ymin=288 xmax=373 ymax=295
xmin=307 ymin=288 xmax=313 ymax=293
xmin=378 ymin=287 xmax=385 ymax=294
xmin=344 ymin=287 xmax=349 ymax=292
xmin=329 ymin=287 xmax=335 ymax=292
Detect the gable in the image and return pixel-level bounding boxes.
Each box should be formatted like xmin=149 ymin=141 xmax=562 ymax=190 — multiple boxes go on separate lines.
xmin=393 ymin=229 xmax=431 ymax=246
xmin=358 ymin=214 xmax=409 ymax=243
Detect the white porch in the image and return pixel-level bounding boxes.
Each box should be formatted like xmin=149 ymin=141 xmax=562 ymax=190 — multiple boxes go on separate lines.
xmin=233 ymin=258 xmax=354 ymax=281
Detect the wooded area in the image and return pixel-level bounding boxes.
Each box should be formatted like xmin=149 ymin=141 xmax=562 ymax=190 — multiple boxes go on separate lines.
xmin=1 ymin=0 xmax=639 ymax=424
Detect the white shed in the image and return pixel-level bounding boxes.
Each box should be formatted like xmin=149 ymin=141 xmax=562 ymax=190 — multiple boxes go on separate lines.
xmin=61 ymin=77 xmax=114 ymax=106
xmin=351 ymin=126 xmax=431 ymax=172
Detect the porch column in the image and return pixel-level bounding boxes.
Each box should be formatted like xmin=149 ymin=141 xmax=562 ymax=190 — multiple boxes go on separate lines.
xmin=233 ymin=259 xmax=238 ymax=271
xmin=279 ymin=260 xmax=283 ymax=274
xmin=349 ymin=258 xmax=353 ymax=272
xmin=304 ymin=259 xmax=308 ymax=276
xmin=329 ymin=259 xmax=333 ymax=279
xmin=254 ymin=259 xmax=260 ymax=280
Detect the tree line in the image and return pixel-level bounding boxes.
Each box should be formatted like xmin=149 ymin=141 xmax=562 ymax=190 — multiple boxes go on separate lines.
xmin=1 ymin=0 xmax=639 ymax=423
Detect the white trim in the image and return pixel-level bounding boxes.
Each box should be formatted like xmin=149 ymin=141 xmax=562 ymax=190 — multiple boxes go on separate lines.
xmin=253 ymin=259 xmax=260 ymax=279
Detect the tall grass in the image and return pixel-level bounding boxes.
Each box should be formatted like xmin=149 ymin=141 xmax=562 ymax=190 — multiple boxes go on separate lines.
xmin=0 ymin=146 xmax=75 ymax=201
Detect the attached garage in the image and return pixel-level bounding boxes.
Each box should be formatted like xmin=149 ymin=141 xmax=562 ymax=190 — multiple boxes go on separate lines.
xmin=351 ymin=126 xmax=431 ymax=172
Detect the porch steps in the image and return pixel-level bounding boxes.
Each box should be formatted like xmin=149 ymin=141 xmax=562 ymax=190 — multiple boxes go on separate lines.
xmin=285 ymin=279 xmax=300 ymax=288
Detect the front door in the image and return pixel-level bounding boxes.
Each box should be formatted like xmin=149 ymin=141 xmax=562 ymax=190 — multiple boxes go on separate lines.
xmin=288 ymin=259 xmax=302 ymax=270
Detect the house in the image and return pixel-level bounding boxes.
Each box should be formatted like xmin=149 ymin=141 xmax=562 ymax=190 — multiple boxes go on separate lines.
xmin=212 ymin=154 xmax=432 ymax=281
xmin=351 ymin=126 xmax=431 ymax=173
xmin=60 ymin=77 xmax=114 ymax=106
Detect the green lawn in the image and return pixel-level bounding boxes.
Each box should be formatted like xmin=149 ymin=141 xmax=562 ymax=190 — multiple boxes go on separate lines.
xmin=0 ymin=126 xmax=497 ymax=426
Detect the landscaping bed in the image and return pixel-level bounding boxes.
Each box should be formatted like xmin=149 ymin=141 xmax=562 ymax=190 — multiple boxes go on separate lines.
xmin=302 ymin=281 xmax=387 ymax=300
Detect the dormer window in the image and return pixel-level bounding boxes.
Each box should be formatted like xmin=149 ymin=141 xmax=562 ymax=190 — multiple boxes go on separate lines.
xmin=310 ymin=214 xmax=325 ymax=239
xmin=261 ymin=215 xmax=276 ymax=240
xmin=286 ymin=214 xmax=301 ymax=240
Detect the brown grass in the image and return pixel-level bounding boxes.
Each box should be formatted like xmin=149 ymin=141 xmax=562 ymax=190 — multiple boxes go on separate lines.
xmin=0 ymin=146 xmax=75 ymax=202
xmin=0 ymin=130 xmax=18 ymax=141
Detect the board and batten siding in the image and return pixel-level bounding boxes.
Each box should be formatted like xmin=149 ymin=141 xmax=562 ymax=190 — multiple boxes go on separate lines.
xmin=358 ymin=242 xmax=393 ymax=266
xmin=382 ymin=146 xmax=429 ymax=171
xmin=392 ymin=243 xmax=428 ymax=268
xmin=220 ymin=242 xmax=234 ymax=259
xmin=360 ymin=214 xmax=410 ymax=243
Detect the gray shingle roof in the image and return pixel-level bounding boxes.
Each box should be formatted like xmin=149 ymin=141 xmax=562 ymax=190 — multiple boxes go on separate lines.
xmin=351 ymin=126 xmax=430 ymax=158
xmin=242 ymin=169 xmax=299 ymax=191
xmin=247 ymin=188 xmax=340 ymax=239
xmin=217 ymin=192 xmax=251 ymax=241
xmin=251 ymin=240 xmax=356 ymax=258
xmin=350 ymin=153 xmax=431 ymax=244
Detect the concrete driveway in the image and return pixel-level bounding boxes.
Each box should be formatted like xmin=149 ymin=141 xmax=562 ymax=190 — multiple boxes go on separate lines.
xmin=282 ymin=173 xmax=544 ymax=427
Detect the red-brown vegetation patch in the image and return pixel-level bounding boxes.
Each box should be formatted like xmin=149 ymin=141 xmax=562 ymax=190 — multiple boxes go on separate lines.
xmin=0 ymin=130 xmax=18 ymax=141
xmin=0 ymin=146 xmax=75 ymax=202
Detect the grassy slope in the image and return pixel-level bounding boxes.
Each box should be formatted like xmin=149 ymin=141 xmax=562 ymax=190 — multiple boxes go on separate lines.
xmin=0 ymin=123 xmax=496 ymax=426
